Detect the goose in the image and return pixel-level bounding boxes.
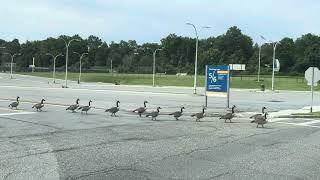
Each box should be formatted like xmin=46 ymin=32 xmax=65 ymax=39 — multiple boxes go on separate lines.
xmin=220 ymin=105 xmax=236 ymax=123
xmin=191 ymin=107 xmax=206 ymax=122
xmin=252 ymin=112 xmax=268 ymax=128
xmin=105 ymin=100 xmax=120 ymax=116
xmin=250 ymin=107 xmax=267 ymax=119
xmin=32 ymin=99 xmax=45 ymax=111
xmin=9 ymin=96 xmax=20 ymax=109
xmin=66 ymin=98 xmax=80 ymax=112
xmin=132 ymin=101 xmax=148 ymax=117
xmin=146 ymin=107 xmax=161 ymax=121
xmin=78 ymin=100 xmax=92 ymax=114
xmin=169 ymin=107 xmax=185 ymax=120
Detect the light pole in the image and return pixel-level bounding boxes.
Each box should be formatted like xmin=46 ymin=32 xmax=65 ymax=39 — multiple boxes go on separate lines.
xmin=59 ymin=37 xmax=81 ymax=88
xmin=3 ymin=53 xmax=21 ymax=79
xmin=46 ymin=53 xmax=64 ymax=83
xmin=271 ymin=41 xmax=280 ymax=91
xmin=73 ymin=52 xmax=88 ymax=84
xmin=153 ymin=48 xmax=162 ymax=87
xmin=186 ymin=23 xmax=211 ymax=94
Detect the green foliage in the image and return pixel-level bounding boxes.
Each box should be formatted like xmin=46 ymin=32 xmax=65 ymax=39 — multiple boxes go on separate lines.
xmin=0 ymin=26 xmax=318 ymax=74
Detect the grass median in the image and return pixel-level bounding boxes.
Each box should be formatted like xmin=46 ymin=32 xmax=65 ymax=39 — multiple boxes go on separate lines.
xmin=18 ymin=72 xmax=316 ymax=91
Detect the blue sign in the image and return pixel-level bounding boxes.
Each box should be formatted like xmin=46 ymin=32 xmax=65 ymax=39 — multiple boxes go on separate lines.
xmin=206 ymin=65 xmax=229 ymax=96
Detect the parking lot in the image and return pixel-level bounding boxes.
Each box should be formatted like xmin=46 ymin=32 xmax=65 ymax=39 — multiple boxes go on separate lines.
xmin=1 ymin=73 xmax=320 ymax=179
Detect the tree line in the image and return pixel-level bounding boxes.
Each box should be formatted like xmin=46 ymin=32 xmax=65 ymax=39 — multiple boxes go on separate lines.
xmin=0 ymin=26 xmax=319 ymax=75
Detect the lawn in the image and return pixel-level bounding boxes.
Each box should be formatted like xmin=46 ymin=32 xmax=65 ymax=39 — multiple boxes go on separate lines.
xmin=18 ymin=72 xmax=316 ymax=91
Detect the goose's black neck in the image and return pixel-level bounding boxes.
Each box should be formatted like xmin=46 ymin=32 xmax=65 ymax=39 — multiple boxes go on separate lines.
xmin=116 ymin=101 xmax=119 ymax=107
xmin=180 ymin=107 xmax=184 ymax=112
xmin=144 ymin=102 xmax=147 ymax=108
xmin=231 ymin=106 xmax=235 ymax=113
xmin=202 ymin=108 xmax=205 ymax=113
xmin=89 ymin=101 xmax=91 ymax=106
xmin=262 ymin=107 xmax=265 ymax=113
xmin=76 ymin=99 xmax=79 ymax=104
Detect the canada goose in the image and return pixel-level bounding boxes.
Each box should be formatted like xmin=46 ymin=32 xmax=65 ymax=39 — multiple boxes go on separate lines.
xmin=250 ymin=107 xmax=267 ymax=119
xmin=220 ymin=105 xmax=236 ymax=123
xmin=66 ymin=98 xmax=80 ymax=112
xmin=191 ymin=107 xmax=206 ymax=122
xmin=252 ymin=112 xmax=268 ymax=128
xmin=9 ymin=96 xmax=20 ymax=109
xmin=78 ymin=100 xmax=92 ymax=114
xmin=105 ymin=100 xmax=120 ymax=116
xmin=132 ymin=101 xmax=148 ymax=117
xmin=32 ymin=99 xmax=45 ymax=111
xmin=146 ymin=107 xmax=161 ymax=121
xmin=169 ymin=107 xmax=185 ymax=120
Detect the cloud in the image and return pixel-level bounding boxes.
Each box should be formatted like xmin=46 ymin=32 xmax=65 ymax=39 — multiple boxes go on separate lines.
xmin=0 ymin=0 xmax=319 ymax=44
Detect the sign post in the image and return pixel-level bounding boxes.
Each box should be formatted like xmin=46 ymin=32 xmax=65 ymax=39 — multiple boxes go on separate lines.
xmin=305 ymin=67 xmax=320 ymax=112
xmin=205 ymin=65 xmax=230 ymax=108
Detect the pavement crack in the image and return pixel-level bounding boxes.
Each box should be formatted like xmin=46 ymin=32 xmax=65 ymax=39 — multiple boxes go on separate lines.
xmin=0 ymin=116 xmax=62 ymax=130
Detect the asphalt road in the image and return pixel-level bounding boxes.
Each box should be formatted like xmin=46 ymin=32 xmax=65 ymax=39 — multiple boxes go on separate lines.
xmin=1 ymin=73 xmax=320 ymax=180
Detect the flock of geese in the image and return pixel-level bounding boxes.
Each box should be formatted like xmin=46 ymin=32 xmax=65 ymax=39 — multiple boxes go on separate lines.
xmin=8 ymin=96 xmax=269 ymax=128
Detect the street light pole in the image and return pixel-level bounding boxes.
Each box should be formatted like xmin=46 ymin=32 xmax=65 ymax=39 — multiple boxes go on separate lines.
xmin=271 ymin=42 xmax=279 ymax=91
xmin=46 ymin=53 xmax=63 ymax=83
xmin=153 ymin=48 xmax=162 ymax=87
xmin=186 ymin=23 xmax=199 ymax=94
xmin=186 ymin=23 xmax=211 ymax=94
xmin=59 ymin=38 xmax=81 ymax=88
xmin=4 ymin=53 xmax=21 ymax=79
xmin=73 ymin=52 xmax=88 ymax=84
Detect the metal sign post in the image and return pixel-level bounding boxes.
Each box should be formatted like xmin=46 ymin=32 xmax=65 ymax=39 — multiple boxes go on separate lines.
xmin=205 ymin=65 xmax=230 ymax=108
xmin=204 ymin=65 xmax=208 ymax=107
xmin=227 ymin=65 xmax=230 ymax=108
xmin=311 ymin=67 xmax=314 ymax=112
xmin=305 ymin=67 xmax=320 ymax=113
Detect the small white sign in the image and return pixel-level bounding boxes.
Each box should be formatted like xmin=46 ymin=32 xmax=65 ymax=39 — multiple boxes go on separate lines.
xmin=305 ymin=67 xmax=320 ymax=86
xmin=229 ymin=64 xmax=246 ymax=71
xmin=274 ymin=59 xmax=280 ymax=72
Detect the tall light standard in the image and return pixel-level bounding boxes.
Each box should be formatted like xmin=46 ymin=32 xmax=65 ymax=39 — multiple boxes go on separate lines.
xmin=153 ymin=48 xmax=163 ymax=87
xmin=3 ymin=53 xmax=21 ymax=79
xmin=186 ymin=23 xmax=211 ymax=94
xmin=73 ymin=52 xmax=88 ymax=84
xmin=271 ymin=41 xmax=280 ymax=91
xmin=260 ymin=37 xmax=280 ymax=91
xmin=59 ymin=37 xmax=81 ymax=88
xmin=46 ymin=53 xmax=64 ymax=83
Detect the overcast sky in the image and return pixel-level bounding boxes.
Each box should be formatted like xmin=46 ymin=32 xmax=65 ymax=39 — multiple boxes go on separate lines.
xmin=0 ymin=0 xmax=319 ymax=44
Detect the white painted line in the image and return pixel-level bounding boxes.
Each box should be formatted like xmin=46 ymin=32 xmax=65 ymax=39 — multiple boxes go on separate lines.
xmin=0 ymin=112 xmax=37 ymax=116
xmin=297 ymin=120 xmax=320 ymax=126
xmin=275 ymin=122 xmax=320 ymax=128
xmin=0 ymin=85 xmax=190 ymax=97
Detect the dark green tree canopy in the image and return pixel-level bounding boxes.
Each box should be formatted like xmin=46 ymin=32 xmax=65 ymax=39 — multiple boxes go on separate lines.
xmin=0 ymin=26 xmax=317 ymax=74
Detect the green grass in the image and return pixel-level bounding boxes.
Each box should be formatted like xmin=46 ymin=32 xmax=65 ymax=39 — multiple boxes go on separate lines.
xmin=18 ymin=72 xmax=317 ymax=91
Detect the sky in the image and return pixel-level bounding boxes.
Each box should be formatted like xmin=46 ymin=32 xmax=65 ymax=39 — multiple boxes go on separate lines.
xmin=0 ymin=0 xmax=320 ymax=44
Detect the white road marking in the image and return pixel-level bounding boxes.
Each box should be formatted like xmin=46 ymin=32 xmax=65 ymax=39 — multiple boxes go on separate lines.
xmin=0 ymin=85 xmax=191 ymax=97
xmin=297 ymin=120 xmax=320 ymax=126
xmin=0 ymin=112 xmax=37 ymax=116
xmin=274 ymin=118 xmax=320 ymax=128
